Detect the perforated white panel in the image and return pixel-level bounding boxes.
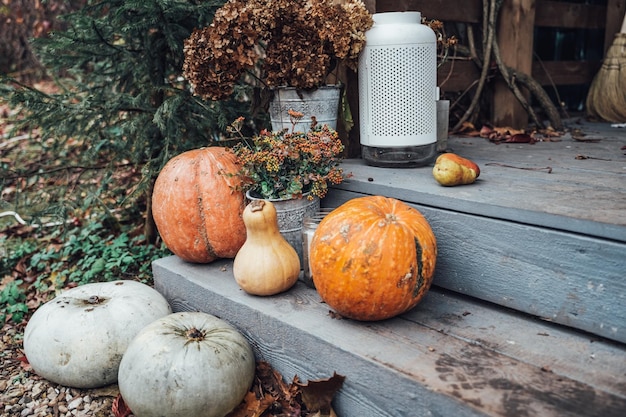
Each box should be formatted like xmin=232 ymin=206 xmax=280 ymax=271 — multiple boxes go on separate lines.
xmin=362 ymin=45 xmax=436 ymax=137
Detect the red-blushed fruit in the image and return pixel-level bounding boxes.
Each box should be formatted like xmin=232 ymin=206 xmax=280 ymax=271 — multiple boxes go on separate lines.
xmin=152 ymin=147 xmax=246 ymax=263
xmin=310 ymin=196 xmax=437 ymax=321
xmin=432 ymin=153 xmax=480 ymax=186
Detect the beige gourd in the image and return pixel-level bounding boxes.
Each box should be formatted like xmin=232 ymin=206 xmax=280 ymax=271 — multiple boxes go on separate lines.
xmin=233 ymin=199 xmax=300 ymax=295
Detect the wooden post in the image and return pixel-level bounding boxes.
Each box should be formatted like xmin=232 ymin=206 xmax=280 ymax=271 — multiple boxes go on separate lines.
xmin=492 ymin=0 xmax=536 ymax=129
xmin=604 ymin=0 xmax=626 ymax=55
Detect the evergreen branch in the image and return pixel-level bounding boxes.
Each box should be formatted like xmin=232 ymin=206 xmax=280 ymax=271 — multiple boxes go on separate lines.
xmin=90 ymin=18 xmax=141 ymax=54
xmin=3 ymin=0 xmax=260 ymax=242
xmin=0 ymin=75 xmax=54 ymax=100
xmin=92 ymin=19 xmax=121 ymax=52
xmin=1 ymin=162 xmax=136 ymax=181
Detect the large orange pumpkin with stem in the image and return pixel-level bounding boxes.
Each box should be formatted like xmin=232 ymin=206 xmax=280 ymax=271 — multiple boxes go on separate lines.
xmin=152 ymin=147 xmax=247 ymax=263
xmin=309 ymin=196 xmax=437 ymax=321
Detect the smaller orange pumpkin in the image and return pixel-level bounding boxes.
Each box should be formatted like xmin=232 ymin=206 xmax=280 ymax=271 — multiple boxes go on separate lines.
xmin=152 ymin=147 xmax=247 ymax=263
xmin=309 ymin=196 xmax=437 ymax=321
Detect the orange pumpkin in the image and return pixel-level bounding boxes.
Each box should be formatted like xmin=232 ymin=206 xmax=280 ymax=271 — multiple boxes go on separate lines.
xmin=309 ymin=196 xmax=437 ymax=321
xmin=152 ymin=147 xmax=246 ymax=263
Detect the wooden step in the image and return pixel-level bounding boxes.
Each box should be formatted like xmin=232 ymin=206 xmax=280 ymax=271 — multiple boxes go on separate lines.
xmin=153 ymin=256 xmax=626 ymax=417
xmin=322 ymin=121 xmax=626 ymax=345
xmin=153 ymin=119 xmax=625 ymax=415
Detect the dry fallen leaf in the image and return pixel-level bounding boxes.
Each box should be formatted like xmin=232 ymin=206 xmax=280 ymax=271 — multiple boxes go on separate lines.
xmin=113 ymin=361 xmax=345 ymax=417
xmin=253 ymin=361 xmax=301 ymax=416
xmin=455 ymin=121 xmax=477 ymax=134
xmin=542 ymin=127 xmax=560 ymax=136
xmin=226 ymin=390 xmax=275 ymax=417
xmin=457 ymin=125 xmax=537 ymax=143
xmin=491 ymin=126 xmax=525 ymax=136
xmin=112 ymin=395 xmax=133 ymax=417
xmin=503 ymin=133 xmax=536 ymax=144
xmin=296 ymin=372 xmax=346 ymax=417
xmin=575 ymin=154 xmax=611 ymax=161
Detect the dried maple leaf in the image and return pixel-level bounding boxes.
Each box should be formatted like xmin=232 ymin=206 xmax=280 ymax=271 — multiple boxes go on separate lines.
xmin=296 ymin=372 xmax=346 ymax=417
xmin=112 ymin=395 xmax=133 ymax=417
xmin=254 ymin=361 xmax=301 ymax=416
xmin=538 ymin=127 xmax=561 ymax=137
xmin=479 ymin=125 xmax=493 ymax=138
xmin=503 ymin=133 xmax=536 ymax=144
xmin=226 ymin=390 xmax=275 ymax=417
xmin=455 ymin=121 xmax=477 ymax=134
xmin=493 ymin=126 xmax=525 ymax=136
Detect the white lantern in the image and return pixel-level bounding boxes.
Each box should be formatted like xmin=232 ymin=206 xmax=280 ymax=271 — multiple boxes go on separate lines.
xmin=358 ymin=12 xmax=437 ymax=167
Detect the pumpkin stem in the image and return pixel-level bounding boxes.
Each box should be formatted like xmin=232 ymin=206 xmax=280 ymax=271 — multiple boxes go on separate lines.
xmin=378 ymin=213 xmax=397 ymax=227
xmin=249 ymin=199 xmax=265 ymax=212
xmin=186 ymin=328 xmax=205 ymax=341
xmin=82 ymin=295 xmax=108 ymax=305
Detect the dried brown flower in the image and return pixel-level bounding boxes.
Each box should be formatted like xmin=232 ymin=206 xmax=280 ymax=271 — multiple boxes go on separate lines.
xmin=423 ymin=17 xmax=458 ymax=67
xmin=183 ymin=0 xmax=373 ymax=101
xmin=228 ymin=116 xmax=346 ymax=200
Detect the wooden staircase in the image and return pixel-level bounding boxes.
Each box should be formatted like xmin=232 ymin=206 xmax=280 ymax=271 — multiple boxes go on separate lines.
xmin=153 ymin=120 xmax=626 ymax=416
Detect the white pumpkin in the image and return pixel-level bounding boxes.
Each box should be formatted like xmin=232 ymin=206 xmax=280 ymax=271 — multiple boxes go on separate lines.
xmin=118 ymin=311 xmax=255 ymax=417
xmin=23 ymin=280 xmax=172 ymax=388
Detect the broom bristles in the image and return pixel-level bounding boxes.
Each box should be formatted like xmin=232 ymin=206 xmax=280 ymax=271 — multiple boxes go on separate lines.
xmin=586 ymin=33 xmax=626 ymax=122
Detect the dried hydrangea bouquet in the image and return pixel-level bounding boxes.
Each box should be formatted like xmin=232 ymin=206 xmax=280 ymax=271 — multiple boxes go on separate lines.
xmin=182 ymin=0 xmax=373 ymax=101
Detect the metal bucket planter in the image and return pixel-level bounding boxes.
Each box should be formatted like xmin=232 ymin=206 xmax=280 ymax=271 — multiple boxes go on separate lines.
xmin=245 ymin=190 xmax=320 ymax=268
xmin=269 ymin=85 xmax=341 ymax=133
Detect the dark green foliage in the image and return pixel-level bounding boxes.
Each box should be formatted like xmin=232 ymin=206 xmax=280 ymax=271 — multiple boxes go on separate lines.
xmin=0 ymin=1 xmax=268 ymax=324
xmin=1 ymin=0 xmax=265 ymax=217
xmin=0 ymin=279 xmax=29 ymax=324
xmin=27 ymin=221 xmax=172 ymax=285
xmin=0 ymin=220 xmax=172 ymax=324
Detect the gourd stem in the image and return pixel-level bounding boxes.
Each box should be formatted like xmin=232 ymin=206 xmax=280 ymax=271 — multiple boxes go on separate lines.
xmin=186 ymin=328 xmax=205 ymax=341
xmin=249 ymin=199 xmax=265 ymax=212
xmin=82 ymin=295 xmax=108 ymax=305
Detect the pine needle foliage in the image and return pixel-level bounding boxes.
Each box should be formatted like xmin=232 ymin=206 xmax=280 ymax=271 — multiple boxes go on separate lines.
xmin=1 ymin=0 xmax=262 ymax=228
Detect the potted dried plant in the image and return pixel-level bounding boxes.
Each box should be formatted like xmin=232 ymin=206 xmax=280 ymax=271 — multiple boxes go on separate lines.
xmin=182 ymin=0 xmax=373 ymax=131
xmin=226 ymin=110 xmax=346 ymax=265
xmin=227 ymin=111 xmax=345 ymax=202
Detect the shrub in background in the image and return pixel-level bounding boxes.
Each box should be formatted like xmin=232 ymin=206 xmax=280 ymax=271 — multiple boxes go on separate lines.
xmin=1 ymin=0 xmax=266 ymax=241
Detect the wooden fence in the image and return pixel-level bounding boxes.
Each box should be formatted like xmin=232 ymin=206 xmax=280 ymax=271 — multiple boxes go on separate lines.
xmin=366 ymin=0 xmax=625 ymax=128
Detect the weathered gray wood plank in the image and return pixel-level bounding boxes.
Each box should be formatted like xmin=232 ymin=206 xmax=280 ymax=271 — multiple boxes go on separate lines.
xmin=324 ymin=189 xmax=626 ymax=344
xmin=334 ymin=157 xmax=626 ymax=242
xmin=333 ymin=120 xmax=626 ymax=242
xmin=401 ymin=292 xmax=626 ymax=399
xmin=153 ymin=256 xmax=626 ymax=417
xmin=323 ymin=121 xmax=626 ymax=343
